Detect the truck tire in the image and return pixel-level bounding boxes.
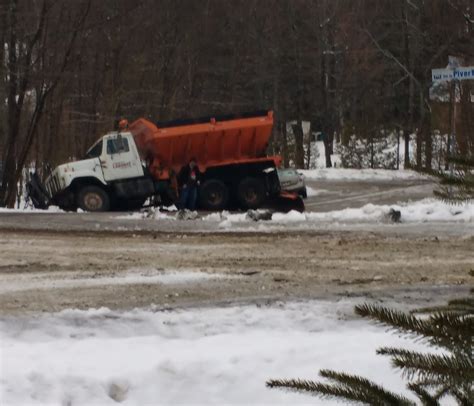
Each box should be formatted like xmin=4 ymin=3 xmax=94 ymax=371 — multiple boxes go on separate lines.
xmin=237 ymin=177 xmax=266 ymax=209
xmin=77 ymin=186 xmax=110 ymax=212
xmin=199 ymin=179 xmax=229 ymax=211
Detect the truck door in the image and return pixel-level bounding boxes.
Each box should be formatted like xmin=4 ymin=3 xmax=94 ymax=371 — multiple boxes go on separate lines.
xmin=101 ymin=135 xmax=144 ymax=181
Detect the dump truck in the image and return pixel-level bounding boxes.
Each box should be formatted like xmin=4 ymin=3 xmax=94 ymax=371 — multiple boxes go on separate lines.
xmin=27 ymin=111 xmax=303 ymax=212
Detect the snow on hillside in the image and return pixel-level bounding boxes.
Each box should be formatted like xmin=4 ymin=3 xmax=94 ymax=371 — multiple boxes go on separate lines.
xmin=1 ymin=300 xmax=426 ymax=405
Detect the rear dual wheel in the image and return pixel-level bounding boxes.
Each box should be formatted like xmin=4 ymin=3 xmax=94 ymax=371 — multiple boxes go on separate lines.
xmin=198 ymin=177 xmax=266 ymax=211
xmin=199 ymin=179 xmax=229 ymax=211
xmin=237 ymin=177 xmax=266 ymax=209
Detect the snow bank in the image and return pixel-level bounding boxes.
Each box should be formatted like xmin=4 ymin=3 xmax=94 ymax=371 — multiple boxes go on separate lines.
xmin=115 ymin=210 xmax=176 ymax=220
xmin=0 ymin=205 xmax=63 ymax=213
xmin=308 ymin=199 xmax=474 ymax=223
xmin=1 ymin=300 xmax=425 ymax=405
xmin=211 ymin=199 xmax=473 ymax=228
xmin=300 ymin=168 xmax=430 ymax=181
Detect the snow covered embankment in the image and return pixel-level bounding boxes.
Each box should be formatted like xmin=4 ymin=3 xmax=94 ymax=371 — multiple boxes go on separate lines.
xmin=212 ymin=198 xmax=474 ymax=228
xmin=115 ymin=198 xmax=473 ymax=228
xmin=1 ymin=301 xmax=425 ymax=405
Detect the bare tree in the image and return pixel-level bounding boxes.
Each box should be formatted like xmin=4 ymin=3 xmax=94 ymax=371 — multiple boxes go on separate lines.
xmin=0 ymin=0 xmax=91 ymax=207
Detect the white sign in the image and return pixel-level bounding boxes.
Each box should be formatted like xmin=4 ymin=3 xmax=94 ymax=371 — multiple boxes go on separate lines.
xmin=432 ymin=66 xmax=474 ymax=82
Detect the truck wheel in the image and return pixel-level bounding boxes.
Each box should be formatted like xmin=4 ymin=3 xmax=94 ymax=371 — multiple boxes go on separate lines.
xmin=237 ymin=177 xmax=266 ymax=209
xmin=77 ymin=186 xmax=110 ymax=212
xmin=199 ymin=179 xmax=229 ymax=211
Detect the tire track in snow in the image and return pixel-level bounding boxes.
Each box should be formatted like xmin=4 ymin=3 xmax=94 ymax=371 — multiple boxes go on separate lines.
xmin=305 ymin=184 xmax=430 ymax=208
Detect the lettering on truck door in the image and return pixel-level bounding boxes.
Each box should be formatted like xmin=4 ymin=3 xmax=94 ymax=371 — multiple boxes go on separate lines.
xmin=101 ymin=135 xmax=144 ymax=181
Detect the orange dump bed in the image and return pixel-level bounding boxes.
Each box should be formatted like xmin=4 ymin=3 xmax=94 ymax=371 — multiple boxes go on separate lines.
xmin=129 ymin=111 xmax=278 ymax=180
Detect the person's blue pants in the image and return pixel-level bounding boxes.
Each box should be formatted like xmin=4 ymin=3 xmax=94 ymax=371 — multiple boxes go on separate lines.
xmin=179 ymin=186 xmax=197 ymax=210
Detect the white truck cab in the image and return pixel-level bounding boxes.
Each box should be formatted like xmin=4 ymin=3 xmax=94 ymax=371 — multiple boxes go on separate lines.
xmin=44 ymin=132 xmax=154 ymax=211
xmin=84 ymin=133 xmax=144 ymax=181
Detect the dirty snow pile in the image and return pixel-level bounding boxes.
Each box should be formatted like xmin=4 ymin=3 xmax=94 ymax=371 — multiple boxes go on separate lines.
xmin=1 ymin=300 xmax=427 ymax=405
xmin=300 ymin=168 xmax=431 ymax=181
xmin=211 ymin=198 xmax=474 ymax=229
xmin=305 ymin=198 xmax=474 ymax=223
xmin=0 ymin=205 xmax=63 ymax=213
xmin=115 ymin=205 xmax=178 ymax=220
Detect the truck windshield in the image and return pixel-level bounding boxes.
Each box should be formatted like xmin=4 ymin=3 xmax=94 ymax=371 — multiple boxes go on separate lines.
xmin=84 ymin=140 xmax=103 ymax=159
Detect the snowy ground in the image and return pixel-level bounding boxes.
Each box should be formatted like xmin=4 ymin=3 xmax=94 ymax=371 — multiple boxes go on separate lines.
xmin=0 ymin=269 xmax=231 ymax=295
xmin=0 ymin=205 xmax=63 ymax=213
xmin=1 ymin=300 xmax=433 ymax=406
xmin=300 ymin=168 xmax=430 ymax=181
xmin=115 ymin=198 xmax=474 ymax=230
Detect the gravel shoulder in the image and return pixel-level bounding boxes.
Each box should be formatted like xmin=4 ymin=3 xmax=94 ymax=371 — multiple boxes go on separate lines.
xmin=1 ymin=228 xmax=472 ymax=315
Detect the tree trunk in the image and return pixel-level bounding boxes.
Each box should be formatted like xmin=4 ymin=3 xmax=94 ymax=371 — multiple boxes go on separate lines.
xmin=404 ymin=129 xmax=410 ymax=168
xmin=323 ymin=132 xmax=333 ymax=168
xmin=305 ymin=121 xmax=312 ymax=169
xmin=415 ymin=87 xmax=425 ymax=170
xmin=423 ymin=113 xmax=432 ymax=171
xmin=292 ymin=120 xmax=305 ymax=169
xmin=281 ymin=120 xmax=289 ymax=167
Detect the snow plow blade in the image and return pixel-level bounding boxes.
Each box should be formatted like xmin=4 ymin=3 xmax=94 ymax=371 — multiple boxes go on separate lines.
xmin=26 ymin=172 xmax=51 ymax=209
xmin=265 ymin=191 xmax=305 ymax=213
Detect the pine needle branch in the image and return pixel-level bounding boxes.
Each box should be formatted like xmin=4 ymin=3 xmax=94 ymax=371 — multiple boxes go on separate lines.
xmin=355 ymin=304 xmax=472 ymax=350
xmin=412 ymin=300 xmax=474 ymax=315
xmin=407 ymin=383 xmax=439 ymax=406
xmin=355 ymin=304 xmax=432 ymax=338
xmin=451 ymin=388 xmax=474 ymax=406
xmin=377 ymin=347 xmax=474 ymax=384
xmin=433 ymin=189 xmax=474 ymax=203
xmin=266 ymin=376 xmax=415 ymax=405
xmin=320 ymin=369 xmax=415 ymax=405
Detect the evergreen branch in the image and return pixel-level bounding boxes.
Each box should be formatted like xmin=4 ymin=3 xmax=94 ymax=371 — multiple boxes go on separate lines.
xmin=428 ymin=312 xmax=474 ymax=340
xmin=412 ymin=305 xmax=474 ymax=316
xmin=412 ymin=297 xmax=474 ymax=316
xmin=377 ymin=348 xmax=474 ymax=384
xmin=436 ymin=174 xmax=474 ymax=189
xmin=433 ymin=386 xmax=450 ymax=401
xmin=268 ymin=297 xmax=473 ymax=406
xmin=266 ymin=376 xmax=415 ymax=405
xmin=320 ymin=369 xmax=415 ymax=405
xmin=354 ymin=304 xmax=433 ymax=338
xmin=451 ymin=388 xmax=474 ymax=406
xmin=448 ymin=298 xmax=474 ymax=309
xmin=433 ymin=189 xmax=473 ymax=204
xmin=407 ymin=383 xmax=439 ymax=406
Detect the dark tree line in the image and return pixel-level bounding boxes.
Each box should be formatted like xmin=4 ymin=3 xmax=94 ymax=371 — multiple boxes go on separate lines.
xmin=0 ymin=0 xmax=473 ymax=207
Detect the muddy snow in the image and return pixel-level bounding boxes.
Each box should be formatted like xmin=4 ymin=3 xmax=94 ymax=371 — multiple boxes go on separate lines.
xmin=0 ymin=229 xmax=472 ymax=314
